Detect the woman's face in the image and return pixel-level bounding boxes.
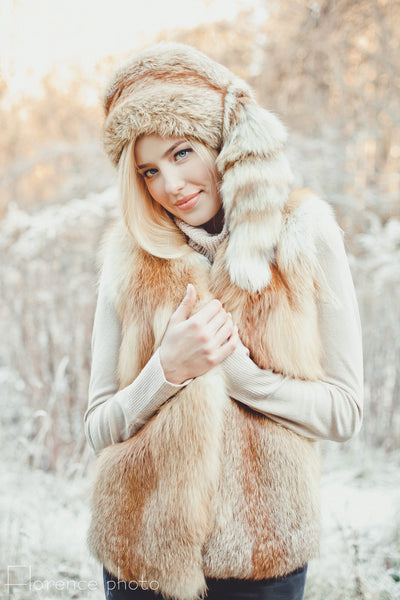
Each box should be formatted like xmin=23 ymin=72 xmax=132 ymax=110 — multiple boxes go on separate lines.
xmin=134 ymin=135 xmax=222 ymax=227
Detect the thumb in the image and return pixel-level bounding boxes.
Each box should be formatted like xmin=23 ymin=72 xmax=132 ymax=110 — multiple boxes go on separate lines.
xmin=172 ymin=284 xmax=197 ymax=322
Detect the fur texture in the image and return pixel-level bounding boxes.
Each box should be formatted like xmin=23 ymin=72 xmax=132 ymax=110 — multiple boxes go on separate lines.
xmin=102 ymin=42 xmax=293 ymax=292
xmin=87 ymin=190 xmax=336 ymax=600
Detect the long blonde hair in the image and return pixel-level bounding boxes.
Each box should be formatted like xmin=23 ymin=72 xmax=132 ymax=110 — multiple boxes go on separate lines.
xmin=118 ymin=138 xmax=220 ymax=259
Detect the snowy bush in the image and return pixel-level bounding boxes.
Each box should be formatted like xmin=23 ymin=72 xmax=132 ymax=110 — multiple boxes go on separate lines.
xmin=0 ymin=188 xmax=118 ymax=471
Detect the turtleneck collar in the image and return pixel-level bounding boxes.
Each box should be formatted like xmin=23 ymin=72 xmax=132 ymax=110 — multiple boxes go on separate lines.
xmin=174 ymin=217 xmax=229 ymax=264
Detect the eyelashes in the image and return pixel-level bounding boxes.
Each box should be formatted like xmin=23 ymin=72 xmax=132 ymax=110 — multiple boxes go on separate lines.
xmin=174 ymin=148 xmax=193 ymax=160
xmin=143 ymin=168 xmax=158 ymax=179
xmin=142 ymin=147 xmax=193 ymax=180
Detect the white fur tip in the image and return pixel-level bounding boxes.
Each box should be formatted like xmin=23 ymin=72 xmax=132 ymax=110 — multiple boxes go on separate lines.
xmin=228 ymin=257 xmax=272 ymax=292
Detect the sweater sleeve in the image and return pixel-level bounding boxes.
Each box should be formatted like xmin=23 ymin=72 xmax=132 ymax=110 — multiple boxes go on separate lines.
xmin=84 ymin=269 xmax=191 ymax=455
xmin=222 ymin=224 xmax=364 ymax=442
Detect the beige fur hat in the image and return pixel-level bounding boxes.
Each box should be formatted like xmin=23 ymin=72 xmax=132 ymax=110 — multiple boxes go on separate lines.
xmin=103 ymin=42 xmax=293 ymax=292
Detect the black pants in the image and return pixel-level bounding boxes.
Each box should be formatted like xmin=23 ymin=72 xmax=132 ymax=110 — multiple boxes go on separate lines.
xmin=103 ymin=564 xmax=307 ymax=600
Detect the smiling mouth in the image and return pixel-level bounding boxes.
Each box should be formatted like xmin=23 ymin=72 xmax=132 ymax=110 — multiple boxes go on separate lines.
xmin=175 ymin=192 xmax=201 ymax=210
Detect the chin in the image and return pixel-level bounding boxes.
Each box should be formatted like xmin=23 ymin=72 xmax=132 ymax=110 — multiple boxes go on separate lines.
xmin=192 ymin=215 xmax=211 ymax=226
xmin=191 ymin=215 xmax=214 ymax=227
xmin=179 ymin=210 xmax=208 ymax=226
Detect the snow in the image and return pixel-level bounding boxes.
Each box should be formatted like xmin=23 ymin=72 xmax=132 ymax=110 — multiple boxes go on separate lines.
xmin=305 ymin=445 xmax=400 ymax=599
xmin=0 ymin=444 xmax=399 ymax=599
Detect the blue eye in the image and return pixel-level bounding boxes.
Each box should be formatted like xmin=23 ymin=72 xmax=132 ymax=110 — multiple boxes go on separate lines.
xmin=143 ymin=168 xmax=158 ymax=179
xmin=175 ymin=148 xmax=192 ymax=160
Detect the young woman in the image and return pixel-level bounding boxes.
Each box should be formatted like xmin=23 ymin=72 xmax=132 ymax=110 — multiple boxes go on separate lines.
xmin=84 ymin=43 xmax=363 ymax=600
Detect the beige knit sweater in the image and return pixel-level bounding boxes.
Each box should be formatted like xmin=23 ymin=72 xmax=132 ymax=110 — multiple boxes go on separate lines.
xmin=84 ymin=218 xmax=363 ymax=454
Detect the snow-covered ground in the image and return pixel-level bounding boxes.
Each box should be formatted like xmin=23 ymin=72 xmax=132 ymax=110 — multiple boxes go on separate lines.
xmin=308 ymin=443 xmax=400 ymax=599
xmin=0 ymin=443 xmax=399 ymax=600
xmin=0 ymin=460 xmax=104 ymax=600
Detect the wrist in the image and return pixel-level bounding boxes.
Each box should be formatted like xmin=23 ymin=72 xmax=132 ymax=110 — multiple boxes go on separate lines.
xmin=159 ymin=350 xmax=186 ymax=385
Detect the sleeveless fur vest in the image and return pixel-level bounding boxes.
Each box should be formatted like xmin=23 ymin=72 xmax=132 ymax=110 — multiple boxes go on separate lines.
xmin=88 ymin=189 xmax=335 ymax=600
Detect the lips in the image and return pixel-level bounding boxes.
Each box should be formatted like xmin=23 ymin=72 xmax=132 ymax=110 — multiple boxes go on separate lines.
xmin=175 ymin=191 xmax=201 ymax=210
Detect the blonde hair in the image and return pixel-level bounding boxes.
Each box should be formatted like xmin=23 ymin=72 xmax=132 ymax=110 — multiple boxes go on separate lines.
xmin=118 ymin=138 xmax=220 ymax=259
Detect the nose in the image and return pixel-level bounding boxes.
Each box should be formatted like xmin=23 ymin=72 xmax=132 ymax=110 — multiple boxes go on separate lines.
xmin=163 ymin=167 xmax=185 ymax=196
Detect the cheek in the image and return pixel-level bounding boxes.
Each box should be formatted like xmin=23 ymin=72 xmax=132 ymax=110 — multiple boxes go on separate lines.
xmin=195 ymin=162 xmax=212 ymax=183
xmin=192 ymin=163 xmax=217 ymax=194
xmin=204 ymin=169 xmax=218 ymax=199
xmin=145 ymin=179 xmax=164 ymax=203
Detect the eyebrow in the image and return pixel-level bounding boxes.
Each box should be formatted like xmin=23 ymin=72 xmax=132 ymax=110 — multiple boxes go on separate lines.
xmin=136 ymin=140 xmax=187 ymax=170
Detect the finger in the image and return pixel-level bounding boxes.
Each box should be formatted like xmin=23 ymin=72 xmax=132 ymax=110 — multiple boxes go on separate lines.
xmin=215 ymin=327 xmax=239 ymax=362
xmin=172 ymin=284 xmax=197 ymax=323
xmin=207 ymin=308 xmax=230 ymax=336
xmin=192 ymin=298 xmax=225 ymax=325
xmin=228 ymin=325 xmax=239 ymax=345
xmin=213 ymin=318 xmax=235 ymax=347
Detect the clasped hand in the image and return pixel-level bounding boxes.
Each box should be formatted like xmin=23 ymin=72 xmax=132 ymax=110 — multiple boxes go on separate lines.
xmin=159 ymin=284 xmax=239 ymax=385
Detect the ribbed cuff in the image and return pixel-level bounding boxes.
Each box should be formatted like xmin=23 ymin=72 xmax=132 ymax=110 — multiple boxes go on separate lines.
xmin=223 ymin=341 xmax=285 ymax=400
xmin=121 ymin=349 xmax=193 ymax=434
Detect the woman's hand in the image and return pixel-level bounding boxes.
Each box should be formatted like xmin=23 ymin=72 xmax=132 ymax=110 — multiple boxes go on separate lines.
xmin=159 ymin=284 xmax=239 ymax=384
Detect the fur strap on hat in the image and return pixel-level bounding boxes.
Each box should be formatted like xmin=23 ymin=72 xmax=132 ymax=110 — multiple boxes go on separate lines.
xmin=218 ymin=85 xmax=293 ymax=291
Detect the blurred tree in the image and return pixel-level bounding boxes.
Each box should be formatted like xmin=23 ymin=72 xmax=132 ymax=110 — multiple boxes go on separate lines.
xmin=0 ymin=67 xmax=114 ymax=217
xmin=255 ymin=0 xmax=399 ymax=216
xmin=157 ymin=9 xmax=260 ymax=80
xmin=256 ymin=0 xmax=399 ymax=129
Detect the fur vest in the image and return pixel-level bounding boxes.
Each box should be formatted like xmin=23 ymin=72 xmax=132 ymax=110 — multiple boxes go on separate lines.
xmin=87 ymin=189 xmax=334 ymax=600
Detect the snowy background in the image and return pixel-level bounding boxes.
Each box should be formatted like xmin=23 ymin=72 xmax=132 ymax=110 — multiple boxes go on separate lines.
xmin=1 ymin=1 xmax=399 ymax=599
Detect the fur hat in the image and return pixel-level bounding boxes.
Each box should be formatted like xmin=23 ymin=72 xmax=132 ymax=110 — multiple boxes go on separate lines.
xmin=103 ymin=42 xmax=293 ymax=292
